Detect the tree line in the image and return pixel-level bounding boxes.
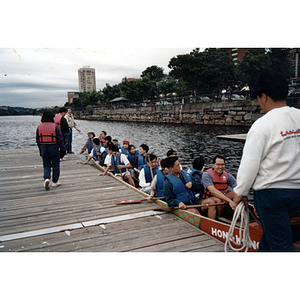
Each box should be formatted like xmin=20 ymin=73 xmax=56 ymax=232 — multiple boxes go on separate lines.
xmin=66 ymin=48 xmax=293 ymax=109
xmin=0 ymin=106 xmax=38 ymax=116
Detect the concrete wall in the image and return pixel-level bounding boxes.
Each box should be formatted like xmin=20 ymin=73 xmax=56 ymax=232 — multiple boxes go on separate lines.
xmin=74 ymin=98 xmax=300 ymax=127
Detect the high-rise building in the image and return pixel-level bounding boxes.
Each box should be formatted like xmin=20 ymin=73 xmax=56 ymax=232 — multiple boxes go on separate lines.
xmin=78 ymin=66 xmax=96 ymax=93
xmin=228 ymin=48 xmax=247 ymax=65
xmin=288 ymin=48 xmax=300 ymax=79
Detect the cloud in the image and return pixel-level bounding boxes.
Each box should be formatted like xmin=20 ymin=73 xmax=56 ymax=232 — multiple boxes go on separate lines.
xmin=0 ymin=48 xmax=194 ymax=108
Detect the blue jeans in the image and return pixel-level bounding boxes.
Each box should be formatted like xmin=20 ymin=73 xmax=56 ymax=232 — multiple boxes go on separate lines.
xmin=65 ymin=129 xmax=72 ymax=152
xmin=254 ymin=189 xmax=300 ymax=251
xmin=41 ymin=146 xmax=60 ymax=182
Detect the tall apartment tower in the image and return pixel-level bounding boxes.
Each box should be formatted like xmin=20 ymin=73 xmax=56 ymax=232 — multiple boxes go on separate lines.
xmin=78 ymin=66 xmax=96 ymax=93
xmin=288 ymin=48 xmax=300 ymax=79
xmin=228 ymin=48 xmax=246 ymax=65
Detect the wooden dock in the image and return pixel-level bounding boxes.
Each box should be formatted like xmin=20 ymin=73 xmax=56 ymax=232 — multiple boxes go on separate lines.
xmin=0 ymin=148 xmax=225 ymax=252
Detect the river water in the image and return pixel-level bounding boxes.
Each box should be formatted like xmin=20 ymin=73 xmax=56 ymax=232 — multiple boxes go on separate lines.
xmin=0 ymin=115 xmax=249 ymax=177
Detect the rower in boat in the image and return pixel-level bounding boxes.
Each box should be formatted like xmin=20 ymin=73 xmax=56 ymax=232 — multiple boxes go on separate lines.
xmin=166 ymin=149 xmax=177 ymax=157
xmin=121 ymin=140 xmax=130 ymax=155
xmin=187 ymin=156 xmax=205 ymax=184
xmin=104 ymin=135 xmax=112 ymax=147
xmin=99 ymin=144 xmax=135 ymax=187
xmin=82 ymin=138 xmax=107 ymax=166
xmin=99 ymin=130 xmax=106 ymax=146
xmin=147 ymin=158 xmax=170 ymax=201
xmin=138 ymin=154 xmax=159 ymax=194
xmin=201 ymin=155 xmax=237 ymax=219
xmin=77 ymin=132 xmax=95 ymax=155
xmin=112 ymin=137 xmax=122 ymax=152
xmin=134 ymin=143 xmax=149 ymax=171
xmin=127 ymin=144 xmax=139 ymax=180
xmin=163 ymin=156 xmax=204 ymax=215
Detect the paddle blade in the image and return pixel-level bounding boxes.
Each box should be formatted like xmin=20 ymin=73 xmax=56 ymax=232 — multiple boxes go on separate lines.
xmin=115 ymin=198 xmax=148 ymax=205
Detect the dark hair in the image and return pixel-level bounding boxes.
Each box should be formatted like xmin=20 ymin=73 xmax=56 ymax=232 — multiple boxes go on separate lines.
xmin=108 ymin=144 xmax=119 ymax=152
xmin=166 ymin=156 xmax=178 ymax=168
xmin=41 ymin=111 xmax=55 ymax=123
xmin=105 ymin=135 xmax=112 ymax=142
xmin=167 ymin=149 xmax=177 ymax=157
xmin=161 ymin=158 xmax=168 ymax=169
xmin=128 ymin=144 xmax=135 ymax=151
xmin=252 ymin=70 xmax=288 ymax=101
xmin=193 ymin=156 xmax=205 ymax=170
xmin=92 ymin=138 xmax=100 ymax=146
xmin=101 ymin=130 xmax=107 ymax=136
xmin=106 ymin=141 xmax=113 ymax=148
xmin=140 ymin=144 xmax=149 ymax=152
xmin=88 ymin=132 xmax=95 ymax=138
xmin=212 ymin=155 xmax=225 ymax=164
xmin=59 ymin=107 xmax=68 ymax=113
xmin=147 ymin=154 xmax=157 ymax=162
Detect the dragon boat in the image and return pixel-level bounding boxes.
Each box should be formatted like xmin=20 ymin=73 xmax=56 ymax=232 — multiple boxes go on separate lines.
xmin=89 ymin=158 xmax=300 ymax=252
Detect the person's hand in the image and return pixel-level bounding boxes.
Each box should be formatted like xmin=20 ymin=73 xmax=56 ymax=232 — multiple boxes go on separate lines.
xmin=99 ymin=173 xmax=105 ymax=176
xmin=233 ymin=193 xmax=243 ymax=204
xmin=146 ymin=196 xmax=153 ymax=202
xmin=178 ymin=202 xmax=186 ymax=210
xmin=185 ymin=182 xmax=192 ymax=189
xmin=229 ymin=200 xmax=237 ymax=211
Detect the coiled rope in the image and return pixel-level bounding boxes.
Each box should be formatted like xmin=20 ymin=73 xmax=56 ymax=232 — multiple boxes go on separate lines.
xmin=224 ymin=201 xmax=253 ymax=252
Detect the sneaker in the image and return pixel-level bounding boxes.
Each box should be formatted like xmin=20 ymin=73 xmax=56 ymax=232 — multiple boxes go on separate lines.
xmin=44 ymin=178 xmax=50 ymax=190
xmin=52 ymin=181 xmax=60 ymax=187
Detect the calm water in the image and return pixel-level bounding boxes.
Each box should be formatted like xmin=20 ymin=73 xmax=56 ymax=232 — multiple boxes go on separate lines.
xmin=0 ymin=115 xmax=248 ymax=177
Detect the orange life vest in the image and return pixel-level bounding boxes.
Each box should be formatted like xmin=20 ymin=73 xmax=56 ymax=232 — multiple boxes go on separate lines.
xmin=38 ymin=123 xmax=57 ymax=145
xmin=54 ymin=114 xmax=62 ymax=128
xmin=203 ymin=168 xmax=228 ymax=198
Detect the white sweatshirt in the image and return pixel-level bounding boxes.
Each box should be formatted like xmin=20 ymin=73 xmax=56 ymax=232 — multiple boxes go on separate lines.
xmin=234 ymin=106 xmax=300 ymax=196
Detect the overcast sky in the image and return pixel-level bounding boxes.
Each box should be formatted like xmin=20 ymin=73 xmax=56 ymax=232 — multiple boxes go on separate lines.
xmin=0 ymin=48 xmax=197 ymax=108
xmin=1 ymin=1 xmax=297 ymax=109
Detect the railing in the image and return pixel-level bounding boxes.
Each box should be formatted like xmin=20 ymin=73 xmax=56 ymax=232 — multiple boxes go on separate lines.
xmin=72 ymin=93 xmax=300 ymax=113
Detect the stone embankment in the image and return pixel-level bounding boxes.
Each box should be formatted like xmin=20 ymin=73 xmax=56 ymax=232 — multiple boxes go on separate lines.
xmin=74 ymin=98 xmax=300 ymax=127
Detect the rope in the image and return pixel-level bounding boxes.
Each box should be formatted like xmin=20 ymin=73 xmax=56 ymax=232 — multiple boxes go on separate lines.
xmin=224 ymin=201 xmax=253 ymax=252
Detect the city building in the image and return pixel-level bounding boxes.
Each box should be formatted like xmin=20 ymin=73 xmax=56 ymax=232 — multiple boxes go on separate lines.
xmin=288 ymin=48 xmax=300 ymax=79
xmin=67 ymin=92 xmax=79 ymax=104
xmin=228 ymin=48 xmax=246 ymax=65
xmin=78 ymin=66 xmax=96 ymax=93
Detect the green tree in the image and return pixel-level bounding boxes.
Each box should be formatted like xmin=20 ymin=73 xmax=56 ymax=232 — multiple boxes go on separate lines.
xmin=158 ymin=77 xmax=177 ymax=98
xmin=141 ymin=65 xmax=165 ymax=82
xmin=200 ymin=48 xmax=237 ymax=93
xmin=141 ymin=65 xmax=166 ymax=100
xmin=168 ymin=48 xmax=203 ymax=95
xmin=168 ymin=48 xmax=237 ymax=95
xmin=239 ymin=48 xmax=271 ymax=89
xmin=101 ymin=84 xmax=121 ymax=104
xmin=267 ymin=48 xmax=293 ymax=79
xmin=86 ymin=105 xmax=93 ymax=115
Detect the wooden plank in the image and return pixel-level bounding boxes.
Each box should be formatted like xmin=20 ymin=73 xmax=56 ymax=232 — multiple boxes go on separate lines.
xmin=0 ymin=148 xmax=225 ymax=252
xmin=0 ymin=214 xmax=203 ymax=252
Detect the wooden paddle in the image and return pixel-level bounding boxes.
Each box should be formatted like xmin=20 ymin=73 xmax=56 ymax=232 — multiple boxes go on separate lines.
xmin=115 ymin=197 xmax=165 ymax=205
xmin=154 ymin=202 xmax=225 ymax=211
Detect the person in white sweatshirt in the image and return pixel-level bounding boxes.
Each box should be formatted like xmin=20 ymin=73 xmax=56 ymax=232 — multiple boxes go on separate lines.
xmin=233 ymin=70 xmax=300 ymax=251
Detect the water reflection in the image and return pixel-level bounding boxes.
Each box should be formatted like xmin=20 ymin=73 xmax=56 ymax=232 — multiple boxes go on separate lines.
xmin=73 ymin=120 xmax=248 ymax=177
xmin=0 ymin=116 xmax=249 ymax=177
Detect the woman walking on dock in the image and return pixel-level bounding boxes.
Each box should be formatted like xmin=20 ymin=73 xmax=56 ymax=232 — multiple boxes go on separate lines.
xmin=36 ymin=111 xmax=66 ymax=190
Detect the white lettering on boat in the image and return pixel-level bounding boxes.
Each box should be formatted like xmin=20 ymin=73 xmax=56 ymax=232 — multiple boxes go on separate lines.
xmin=211 ymin=227 xmax=259 ymax=250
